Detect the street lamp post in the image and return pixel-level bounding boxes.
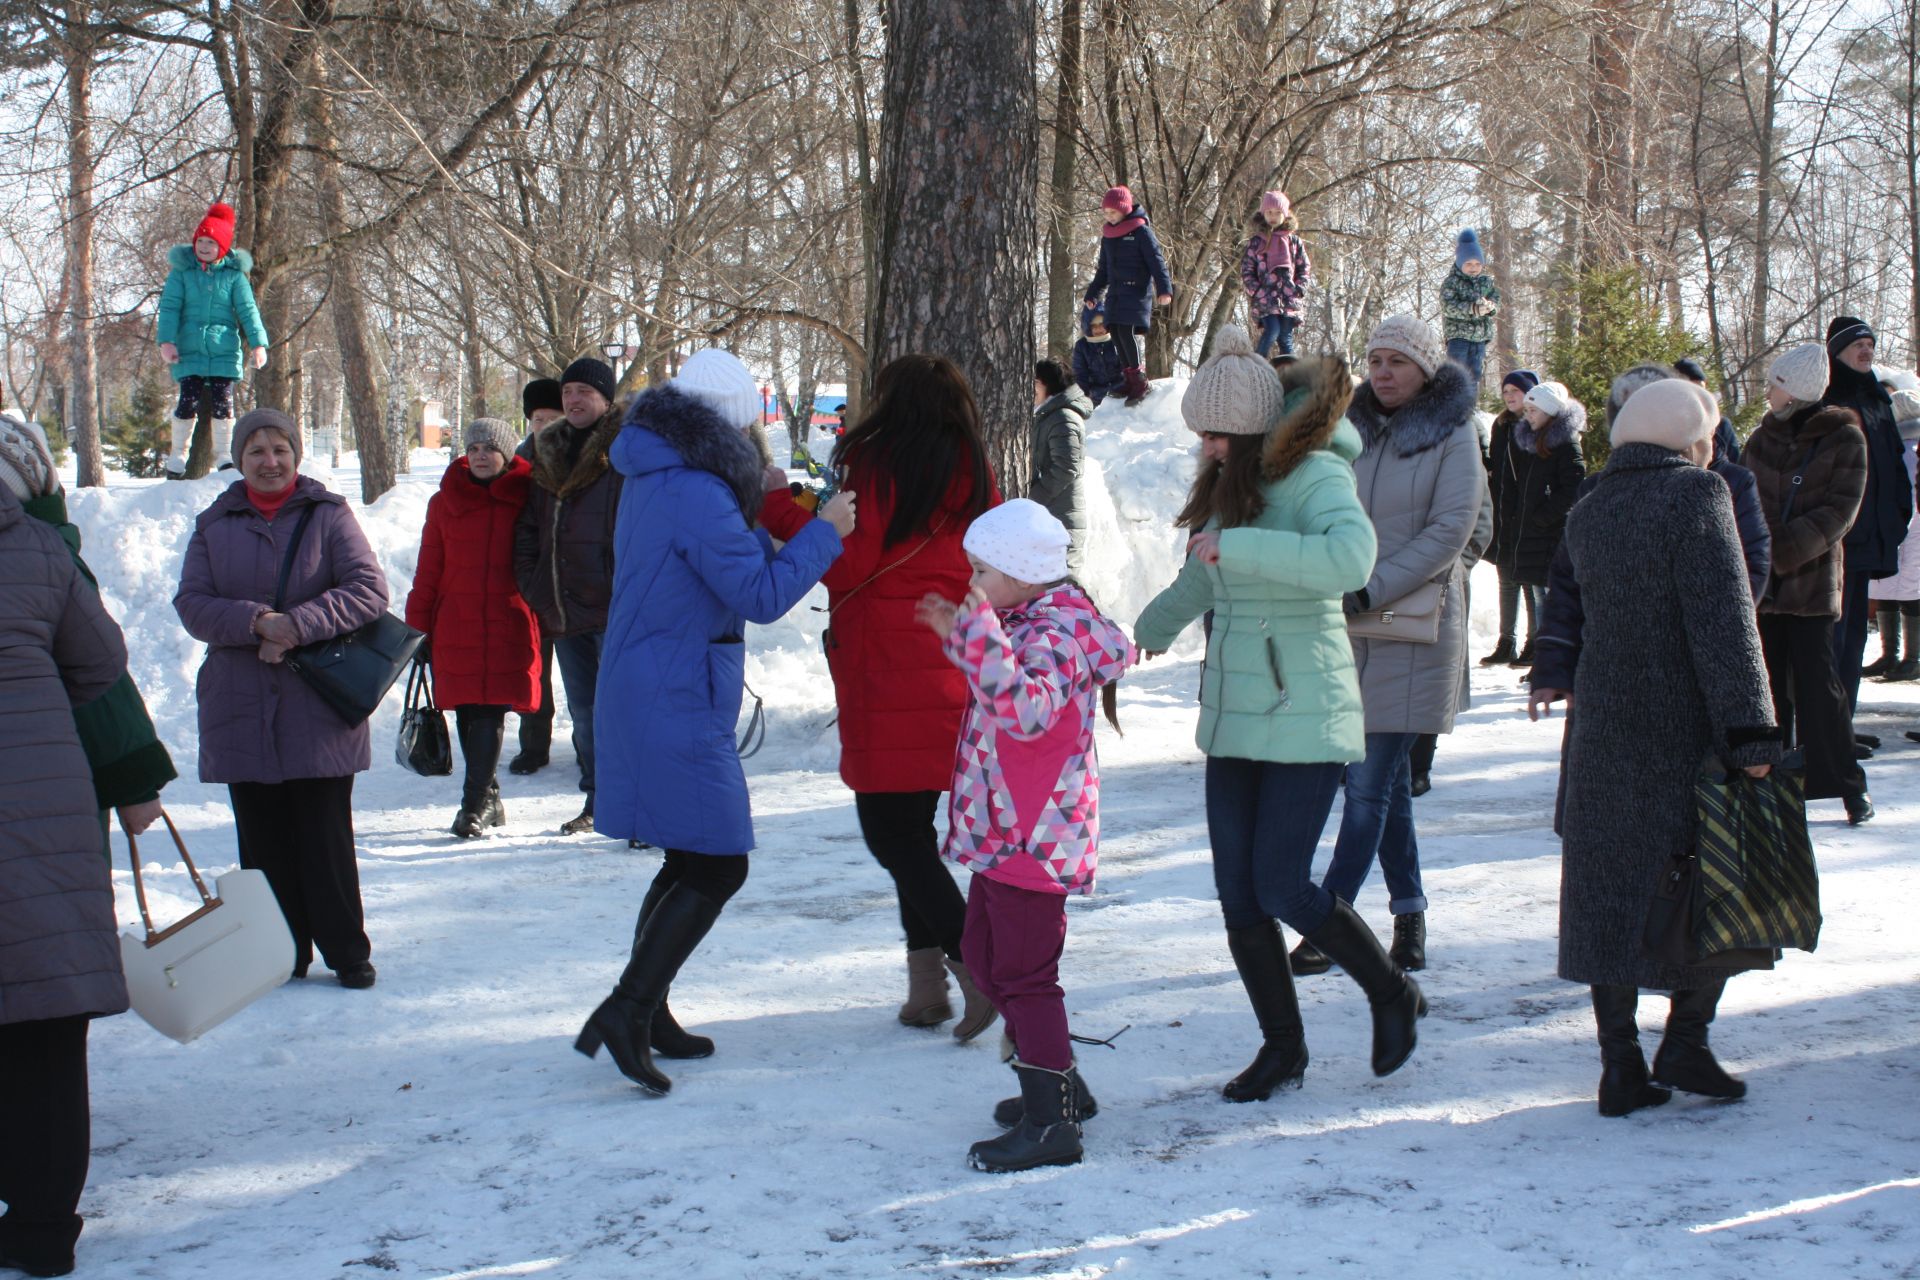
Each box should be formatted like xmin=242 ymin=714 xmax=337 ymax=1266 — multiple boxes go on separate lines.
xmin=603 ymin=341 xmax=625 ymax=387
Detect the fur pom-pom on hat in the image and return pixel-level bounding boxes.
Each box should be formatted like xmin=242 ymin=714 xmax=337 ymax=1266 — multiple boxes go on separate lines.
xmin=1455 ymin=228 xmax=1485 ymax=270
xmin=1180 ymin=324 xmax=1288 ymax=436
xmin=193 ymin=202 xmax=236 ymax=259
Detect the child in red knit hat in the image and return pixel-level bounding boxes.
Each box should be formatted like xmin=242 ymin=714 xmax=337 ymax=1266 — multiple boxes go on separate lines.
xmin=156 ymin=202 xmax=270 ymax=475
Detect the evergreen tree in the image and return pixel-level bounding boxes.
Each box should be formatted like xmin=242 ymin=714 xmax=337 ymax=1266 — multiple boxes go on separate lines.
xmin=1545 ymin=267 xmax=1699 ymax=471
xmin=104 ymin=371 xmax=172 ymax=478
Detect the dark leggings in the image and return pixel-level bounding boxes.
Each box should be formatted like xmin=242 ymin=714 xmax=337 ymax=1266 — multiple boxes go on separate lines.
xmin=1110 ymin=324 xmax=1145 ymax=369
xmin=454 ymin=704 xmax=508 ymax=806
xmin=173 ymin=374 xmax=235 ymax=420
xmin=1496 ymin=564 xmax=1539 ymax=643
xmin=0 ymin=1015 xmax=89 ymax=1272
xmin=855 ymin=790 xmax=966 ymax=959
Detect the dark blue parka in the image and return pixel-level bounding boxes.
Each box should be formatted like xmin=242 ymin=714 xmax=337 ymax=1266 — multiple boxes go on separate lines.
xmin=1071 ymin=309 xmax=1126 ymax=405
xmin=1825 ymin=363 xmax=1913 ymax=577
xmin=593 ymin=385 xmax=841 ymax=855
xmin=1083 ymin=207 xmax=1173 ymax=329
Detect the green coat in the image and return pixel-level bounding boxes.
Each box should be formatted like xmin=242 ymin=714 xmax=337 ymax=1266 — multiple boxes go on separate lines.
xmin=1135 ymin=360 xmax=1376 ymax=764
xmin=1440 ymin=267 xmax=1500 ymax=344
xmin=23 ymin=492 xmax=177 ymax=821
xmin=155 ymin=245 xmax=269 ymax=382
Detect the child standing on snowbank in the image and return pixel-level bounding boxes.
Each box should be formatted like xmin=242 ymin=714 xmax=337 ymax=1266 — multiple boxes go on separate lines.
xmin=915 ymin=499 xmax=1134 ymax=1174
xmin=156 ymin=202 xmax=270 ymax=476
xmin=1439 ymin=229 xmax=1499 ymax=388
xmin=1240 ymin=190 xmax=1312 ymax=357
xmin=1083 ymin=185 xmax=1173 ymax=408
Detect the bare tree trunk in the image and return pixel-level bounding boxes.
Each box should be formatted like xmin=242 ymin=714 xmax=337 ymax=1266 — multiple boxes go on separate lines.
xmin=312 ymin=52 xmax=393 ymax=500
xmin=1582 ymin=0 xmax=1641 ymax=268
xmin=870 ymin=0 xmax=1039 ymax=493
xmin=64 ymin=6 xmax=105 ymax=487
xmin=1044 ymin=0 xmax=1085 ymax=354
xmin=844 ymin=0 xmax=877 ymax=420
xmin=1747 ymin=0 xmax=1782 ymax=375
xmin=1099 ymin=0 xmax=1128 ymax=189
xmin=1906 ymin=0 xmax=1918 ymax=358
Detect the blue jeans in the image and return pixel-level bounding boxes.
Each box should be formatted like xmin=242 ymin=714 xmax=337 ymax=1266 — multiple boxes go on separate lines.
xmin=1322 ymin=732 xmax=1428 ymax=914
xmin=1446 ymin=338 xmax=1485 ymax=387
xmin=1205 ymin=757 xmax=1346 ymax=932
xmin=1256 ymin=315 xmax=1298 ymax=358
xmin=553 ymin=630 xmax=604 ymax=808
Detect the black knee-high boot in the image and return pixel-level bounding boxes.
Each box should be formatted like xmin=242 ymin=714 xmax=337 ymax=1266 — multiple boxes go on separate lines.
xmin=1651 ymin=981 xmax=1746 ymax=1099
xmin=1305 ymin=899 xmax=1427 ymax=1076
xmin=1222 ymin=921 xmax=1308 ymax=1101
xmin=576 ymin=884 xmax=726 ymax=1094
xmin=630 ymin=871 xmax=714 ymax=1060
xmin=1591 ymin=984 xmax=1671 ymax=1116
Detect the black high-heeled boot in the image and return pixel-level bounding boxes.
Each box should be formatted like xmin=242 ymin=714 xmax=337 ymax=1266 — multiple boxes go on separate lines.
xmin=628 ymin=869 xmax=715 ymax=1059
xmin=1305 ymin=899 xmax=1427 ymax=1076
xmin=1222 ymin=921 xmax=1309 ymax=1101
xmin=575 ymin=884 xmax=725 ymax=1093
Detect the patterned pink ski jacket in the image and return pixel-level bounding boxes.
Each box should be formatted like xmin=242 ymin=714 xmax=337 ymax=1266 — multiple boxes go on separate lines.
xmin=940 ymin=585 xmax=1135 ymax=896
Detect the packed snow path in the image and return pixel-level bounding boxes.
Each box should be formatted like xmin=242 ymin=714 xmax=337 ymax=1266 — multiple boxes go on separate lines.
xmin=63 ymin=399 xmax=1920 ymax=1277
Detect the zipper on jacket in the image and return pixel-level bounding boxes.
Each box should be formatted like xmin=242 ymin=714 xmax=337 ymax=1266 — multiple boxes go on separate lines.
xmin=1260 ymin=618 xmax=1291 ymax=714
xmin=549 ymin=496 xmax=568 ymax=634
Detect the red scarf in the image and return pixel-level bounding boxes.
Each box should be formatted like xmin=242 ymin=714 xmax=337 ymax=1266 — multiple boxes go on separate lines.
xmin=246 ymin=482 xmax=295 ymax=521
xmin=1102 ymin=211 xmax=1146 ymax=238
xmin=1260 ymin=228 xmax=1295 ymax=274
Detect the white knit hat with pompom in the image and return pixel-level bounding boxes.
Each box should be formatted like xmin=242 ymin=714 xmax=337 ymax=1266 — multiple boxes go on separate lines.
xmin=1180 ymin=324 xmax=1288 ymax=436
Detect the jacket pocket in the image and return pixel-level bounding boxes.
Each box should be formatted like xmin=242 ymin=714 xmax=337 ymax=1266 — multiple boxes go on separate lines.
xmin=706 ymin=637 xmax=746 ymax=737
xmin=1260 ymin=622 xmax=1291 ymax=713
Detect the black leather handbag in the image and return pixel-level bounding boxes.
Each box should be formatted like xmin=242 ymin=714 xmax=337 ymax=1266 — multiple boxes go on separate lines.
xmin=273 ymin=503 xmax=425 ymax=726
xmin=395 ymin=657 xmax=453 ymax=776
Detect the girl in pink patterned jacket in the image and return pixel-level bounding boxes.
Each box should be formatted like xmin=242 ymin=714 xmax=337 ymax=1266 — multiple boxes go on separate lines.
xmin=915 ymin=498 xmax=1134 ymax=1175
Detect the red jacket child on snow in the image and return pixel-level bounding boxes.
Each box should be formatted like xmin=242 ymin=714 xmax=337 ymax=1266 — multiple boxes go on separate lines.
xmin=406 ymin=454 xmax=542 ymax=712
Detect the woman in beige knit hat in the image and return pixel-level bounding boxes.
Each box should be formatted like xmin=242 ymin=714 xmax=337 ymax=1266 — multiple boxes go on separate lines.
xmin=1137 ymin=326 xmax=1429 ymax=1099
xmin=1290 ymin=314 xmax=1486 ymax=979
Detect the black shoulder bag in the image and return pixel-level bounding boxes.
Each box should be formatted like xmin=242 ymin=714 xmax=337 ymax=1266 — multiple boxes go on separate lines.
xmin=273 ymin=502 xmax=424 ymax=726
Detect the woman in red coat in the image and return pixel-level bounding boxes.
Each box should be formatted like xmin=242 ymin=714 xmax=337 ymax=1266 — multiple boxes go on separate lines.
xmin=761 ymin=355 xmax=1000 ymax=1037
xmin=407 ymin=419 xmax=543 ymax=837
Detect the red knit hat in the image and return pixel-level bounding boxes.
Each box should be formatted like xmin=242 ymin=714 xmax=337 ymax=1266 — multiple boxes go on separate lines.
xmin=193 ymin=202 xmax=236 ymax=259
xmin=1101 ymin=186 xmax=1134 ymax=213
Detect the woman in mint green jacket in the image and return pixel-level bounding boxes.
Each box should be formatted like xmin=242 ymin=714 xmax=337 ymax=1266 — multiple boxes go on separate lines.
xmin=1135 ymin=327 xmax=1427 ymax=1104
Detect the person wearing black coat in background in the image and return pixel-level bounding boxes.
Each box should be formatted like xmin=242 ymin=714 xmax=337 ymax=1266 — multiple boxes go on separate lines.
xmin=1482 ymin=369 xmax=1541 ymax=666
xmin=1500 ymin=381 xmax=1587 ymax=625
xmin=1675 ymin=357 xmax=1741 ymax=465
xmin=1823 ymin=317 xmax=1913 ymax=721
xmin=509 ymin=376 xmax=565 ymax=776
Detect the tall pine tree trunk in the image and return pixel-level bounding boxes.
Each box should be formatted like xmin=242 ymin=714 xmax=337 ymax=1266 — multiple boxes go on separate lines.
xmin=870 ymin=0 xmax=1039 ymax=493
xmin=1044 ymin=0 xmax=1085 ymax=356
xmin=1582 ymin=0 xmax=1640 ymax=269
xmin=64 ymin=6 xmax=104 ymax=488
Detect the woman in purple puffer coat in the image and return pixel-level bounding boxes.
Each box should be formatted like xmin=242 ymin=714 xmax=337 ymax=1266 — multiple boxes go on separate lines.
xmin=174 ymin=408 xmax=389 ymax=990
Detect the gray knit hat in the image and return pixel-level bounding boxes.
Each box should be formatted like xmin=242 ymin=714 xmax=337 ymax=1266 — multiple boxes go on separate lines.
xmin=0 ymin=414 xmax=57 ymax=500
xmin=464 ymin=416 xmax=520 ymax=459
xmin=231 ymin=407 xmax=301 ymax=466
xmin=1180 ymin=324 xmax=1288 ymax=435
xmin=1769 ymin=343 xmax=1831 ymax=405
xmin=1365 ymin=313 xmax=1444 ymax=378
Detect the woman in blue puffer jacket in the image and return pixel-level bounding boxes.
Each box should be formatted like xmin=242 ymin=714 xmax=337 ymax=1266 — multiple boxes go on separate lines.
xmin=575 ymin=348 xmax=854 ymax=1097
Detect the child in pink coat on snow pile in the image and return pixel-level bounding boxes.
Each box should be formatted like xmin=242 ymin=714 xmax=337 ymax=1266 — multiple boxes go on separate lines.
xmin=915 ymin=498 xmax=1135 ymax=1174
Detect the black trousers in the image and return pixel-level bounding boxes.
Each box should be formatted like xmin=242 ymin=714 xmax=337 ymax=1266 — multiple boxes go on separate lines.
xmin=1759 ymin=613 xmax=1866 ymax=801
xmin=1409 ymin=732 xmax=1438 ymax=779
xmin=854 ymin=790 xmax=966 ymax=959
xmin=0 ymin=1015 xmax=89 ymax=1272
xmin=229 ymin=776 xmax=370 ymax=972
xmin=517 ymin=632 xmax=556 ymax=757
xmin=454 ymin=705 xmax=508 ymax=807
xmin=1110 ymin=324 xmax=1145 ymax=369
xmin=643 ymin=849 xmax=750 ymax=916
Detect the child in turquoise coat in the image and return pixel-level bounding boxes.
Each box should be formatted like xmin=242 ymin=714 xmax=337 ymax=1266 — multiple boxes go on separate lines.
xmin=156 ymin=202 xmax=270 ymax=476
xmin=1134 ymin=325 xmax=1426 ymax=1104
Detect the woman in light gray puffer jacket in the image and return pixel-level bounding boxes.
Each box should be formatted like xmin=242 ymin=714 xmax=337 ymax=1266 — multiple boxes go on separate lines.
xmin=1291 ymin=315 xmax=1487 ymax=979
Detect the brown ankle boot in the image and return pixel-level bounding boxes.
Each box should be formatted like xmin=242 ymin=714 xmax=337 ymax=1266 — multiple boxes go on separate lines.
xmin=898 ymin=947 xmax=953 ymax=1026
xmin=946 ymin=957 xmax=1000 ymax=1043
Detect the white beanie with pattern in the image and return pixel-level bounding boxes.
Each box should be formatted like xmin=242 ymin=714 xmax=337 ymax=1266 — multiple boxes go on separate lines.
xmin=963 ymin=498 xmax=1072 ymax=585
xmin=0 ymin=414 xmax=58 ymax=501
xmin=674 ymin=349 xmax=763 ymax=431
xmin=1180 ymin=324 xmax=1288 ymax=436
xmin=1769 ymin=343 xmax=1831 ymax=405
xmin=1366 ymin=313 xmax=1445 ymax=378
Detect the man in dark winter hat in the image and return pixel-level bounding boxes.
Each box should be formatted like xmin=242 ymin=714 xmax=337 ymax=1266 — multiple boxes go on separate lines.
xmin=1673 ymin=357 xmax=1740 ymax=465
xmin=508 ymin=376 xmax=567 ymax=775
xmin=514 ymin=356 xmax=625 ymax=833
xmin=1822 ymin=316 xmax=1913 ymax=729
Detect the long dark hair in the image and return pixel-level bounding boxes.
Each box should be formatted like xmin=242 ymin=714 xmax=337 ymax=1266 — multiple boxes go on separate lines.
xmin=832 ymin=354 xmax=995 ymax=545
xmin=1175 ymin=432 xmax=1266 ymax=530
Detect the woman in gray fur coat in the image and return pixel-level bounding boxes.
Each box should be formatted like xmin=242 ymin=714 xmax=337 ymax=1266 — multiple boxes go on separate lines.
xmin=1292 ymin=315 xmax=1487 ymax=979
xmin=1551 ymin=378 xmax=1781 ymax=1118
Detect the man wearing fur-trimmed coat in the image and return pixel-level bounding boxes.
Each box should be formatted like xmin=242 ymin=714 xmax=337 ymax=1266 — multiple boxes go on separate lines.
xmin=514 ymin=356 xmax=624 ymax=835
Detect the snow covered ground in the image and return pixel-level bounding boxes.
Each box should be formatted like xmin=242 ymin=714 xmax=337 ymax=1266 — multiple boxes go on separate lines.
xmin=56 ymin=390 xmax=1920 ymax=1278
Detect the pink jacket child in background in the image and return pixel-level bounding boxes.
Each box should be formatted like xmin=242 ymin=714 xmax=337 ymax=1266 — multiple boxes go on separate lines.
xmin=915 ymin=498 xmax=1135 ymax=1177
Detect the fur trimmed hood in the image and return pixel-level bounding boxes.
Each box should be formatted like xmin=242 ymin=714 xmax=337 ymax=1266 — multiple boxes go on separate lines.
xmin=1264 ymin=356 xmax=1357 ymax=480
xmin=1347 ymin=360 xmax=1478 ymax=458
xmin=167 ymin=244 xmax=255 ymax=275
xmin=614 ymin=383 xmax=763 ymax=518
xmin=530 ymin=402 xmax=625 ymax=498
xmin=1514 ymin=400 xmax=1587 ymax=455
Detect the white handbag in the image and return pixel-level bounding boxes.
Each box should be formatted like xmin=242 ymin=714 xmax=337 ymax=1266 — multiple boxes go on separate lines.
xmin=120 ymin=811 xmax=295 ymax=1044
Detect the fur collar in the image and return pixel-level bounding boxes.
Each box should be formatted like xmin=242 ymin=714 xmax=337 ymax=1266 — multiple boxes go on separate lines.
xmin=1514 ymin=401 xmax=1586 ymax=455
xmin=531 ymin=404 xmax=624 ymax=498
xmin=167 ymin=244 xmax=255 ymax=275
xmin=1768 ymin=403 xmax=1860 ymax=445
xmin=1264 ymin=357 xmax=1354 ymax=481
xmin=621 ymin=383 xmax=763 ymax=518
xmin=1347 ymin=360 xmax=1478 ymax=458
